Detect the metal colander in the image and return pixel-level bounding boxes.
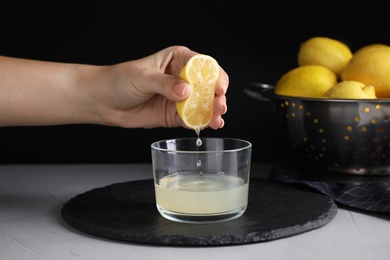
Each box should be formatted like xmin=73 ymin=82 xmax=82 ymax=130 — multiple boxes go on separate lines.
xmin=245 ymin=83 xmax=390 ymax=175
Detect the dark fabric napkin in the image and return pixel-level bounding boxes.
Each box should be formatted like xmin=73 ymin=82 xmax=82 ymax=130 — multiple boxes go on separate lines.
xmin=269 ymin=160 xmax=390 ymax=214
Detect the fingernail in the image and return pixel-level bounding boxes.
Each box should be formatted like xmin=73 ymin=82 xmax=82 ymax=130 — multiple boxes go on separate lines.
xmin=174 ymin=84 xmax=191 ymax=97
xmin=222 ymin=105 xmax=227 ymax=115
xmin=219 ymin=118 xmax=225 ymax=128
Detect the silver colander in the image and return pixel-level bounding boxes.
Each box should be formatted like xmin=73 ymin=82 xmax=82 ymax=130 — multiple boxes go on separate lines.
xmin=245 ymin=83 xmax=390 ymax=175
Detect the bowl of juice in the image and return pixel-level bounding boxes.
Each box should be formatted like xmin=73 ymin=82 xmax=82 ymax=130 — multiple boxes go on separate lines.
xmin=151 ymin=137 xmax=252 ymax=224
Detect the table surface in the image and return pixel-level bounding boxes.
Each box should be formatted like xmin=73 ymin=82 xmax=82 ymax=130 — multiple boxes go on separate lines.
xmin=0 ymin=163 xmax=389 ymax=260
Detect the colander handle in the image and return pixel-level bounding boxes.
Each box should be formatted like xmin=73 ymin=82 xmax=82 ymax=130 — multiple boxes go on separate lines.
xmin=243 ymin=83 xmax=275 ymax=102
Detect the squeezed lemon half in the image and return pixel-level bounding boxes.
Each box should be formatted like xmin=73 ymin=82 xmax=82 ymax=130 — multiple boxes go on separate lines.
xmin=176 ymin=54 xmax=220 ymax=130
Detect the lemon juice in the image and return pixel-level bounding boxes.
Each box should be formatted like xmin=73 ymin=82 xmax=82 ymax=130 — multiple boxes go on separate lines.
xmin=154 ymin=172 xmax=248 ymax=215
xmin=151 ymin=137 xmax=252 ymax=223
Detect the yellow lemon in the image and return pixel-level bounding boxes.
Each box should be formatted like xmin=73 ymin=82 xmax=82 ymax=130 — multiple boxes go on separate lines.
xmin=352 ymin=43 xmax=389 ymax=56
xmin=274 ymin=65 xmax=338 ymax=98
xmin=297 ymin=36 xmax=353 ymax=76
xmin=322 ymin=80 xmax=376 ymax=99
xmin=176 ymin=54 xmax=220 ymax=130
xmin=340 ymin=44 xmax=390 ymax=98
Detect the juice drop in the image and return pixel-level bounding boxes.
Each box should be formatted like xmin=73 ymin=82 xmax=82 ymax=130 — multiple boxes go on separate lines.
xmin=197 ymin=160 xmax=202 ymax=167
xmin=195 ymin=129 xmax=202 ymax=146
xmin=195 ymin=128 xmax=202 ymax=175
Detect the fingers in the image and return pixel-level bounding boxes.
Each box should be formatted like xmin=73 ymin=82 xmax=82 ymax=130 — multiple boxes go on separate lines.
xmin=216 ymin=67 xmax=229 ymax=96
xmin=144 ymin=45 xmax=229 ymax=130
xmin=141 ymin=46 xmax=196 ymax=102
xmin=213 ymin=94 xmax=227 ymax=115
xmin=209 ymin=67 xmax=229 ymax=130
xmin=157 ymin=45 xmax=199 ymax=76
xmin=209 ymin=115 xmax=225 ymax=130
xmin=208 ymin=95 xmax=227 ymax=130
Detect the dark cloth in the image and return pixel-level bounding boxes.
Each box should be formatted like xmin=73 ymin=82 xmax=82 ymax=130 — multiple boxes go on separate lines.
xmin=269 ymin=161 xmax=390 ymax=214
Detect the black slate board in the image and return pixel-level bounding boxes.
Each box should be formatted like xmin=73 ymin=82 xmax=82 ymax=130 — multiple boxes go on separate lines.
xmin=61 ymin=179 xmax=337 ymax=246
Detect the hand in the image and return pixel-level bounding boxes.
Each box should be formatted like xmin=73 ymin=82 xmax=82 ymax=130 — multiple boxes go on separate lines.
xmin=99 ymin=45 xmax=229 ymax=129
xmin=0 ymin=46 xmax=229 ymax=129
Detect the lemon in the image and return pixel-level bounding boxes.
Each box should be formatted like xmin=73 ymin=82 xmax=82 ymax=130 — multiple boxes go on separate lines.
xmin=352 ymin=43 xmax=389 ymax=56
xmin=176 ymin=54 xmax=220 ymax=130
xmin=274 ymin=65 xmax=338 ymax=98
xmin=297 ymin=36 xmax=353 ymax=75
xmin=340 ymin=44 xmax=390 ymax=98
xmin=322 ymin=80 xmax=376 ymax=99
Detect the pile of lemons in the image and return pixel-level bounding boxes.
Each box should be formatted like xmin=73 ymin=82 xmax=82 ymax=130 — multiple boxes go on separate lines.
xmin=275 ymin=36 xmax=390 ymax=99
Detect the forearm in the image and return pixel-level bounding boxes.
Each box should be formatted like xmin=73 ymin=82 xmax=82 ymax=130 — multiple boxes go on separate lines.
xmin=0 ymin=56 xmax=106 ymax=127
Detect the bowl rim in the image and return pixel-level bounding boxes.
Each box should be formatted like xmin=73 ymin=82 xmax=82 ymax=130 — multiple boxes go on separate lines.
xmin=273 ymin=94 xmax=390 ymax=102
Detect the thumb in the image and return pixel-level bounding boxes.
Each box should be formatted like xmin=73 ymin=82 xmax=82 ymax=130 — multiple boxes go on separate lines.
xmin=145 ymin=73 xmax=192 ymax=102
xmin=172 ymin=81 xmax=192 ymax=101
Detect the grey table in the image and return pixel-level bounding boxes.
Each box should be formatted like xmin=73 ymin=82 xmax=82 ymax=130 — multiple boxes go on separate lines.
xmin=0 ymin=163 xmax=388 ymax=260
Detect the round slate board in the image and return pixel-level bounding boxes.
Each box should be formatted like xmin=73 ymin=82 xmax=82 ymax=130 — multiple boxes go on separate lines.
xmin=61 ymin=179 xmax=337 ymax=246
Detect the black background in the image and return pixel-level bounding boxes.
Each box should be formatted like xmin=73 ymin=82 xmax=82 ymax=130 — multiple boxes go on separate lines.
xmin=1 ymin=1 xmax=389 ymax=164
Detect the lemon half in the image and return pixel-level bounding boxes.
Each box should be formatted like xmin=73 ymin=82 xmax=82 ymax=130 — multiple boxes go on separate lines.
xmin=176 ymin=54 xmax=220 ymax=130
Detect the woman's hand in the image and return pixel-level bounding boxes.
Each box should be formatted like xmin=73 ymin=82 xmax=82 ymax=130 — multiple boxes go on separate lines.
xmin=0 ymin=45 xmax=229 ymax=129
xmin=97 ymin=45 xmax=229 ymax=129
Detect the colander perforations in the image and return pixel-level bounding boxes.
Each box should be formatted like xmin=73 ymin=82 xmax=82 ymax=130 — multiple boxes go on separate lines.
xmin=274 ymin=98 xmax=390 ymax=175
